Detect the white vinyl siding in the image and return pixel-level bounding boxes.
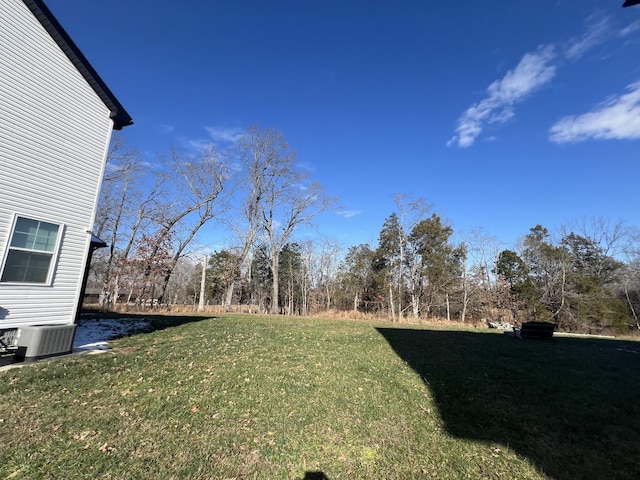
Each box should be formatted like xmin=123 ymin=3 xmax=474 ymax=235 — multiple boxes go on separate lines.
xmin=0 ymin=0 xmax=115 ymax=328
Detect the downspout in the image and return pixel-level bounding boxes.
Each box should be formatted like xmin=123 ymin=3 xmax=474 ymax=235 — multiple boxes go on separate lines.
xmin=75 ymin=234 xmax=107 ymax=325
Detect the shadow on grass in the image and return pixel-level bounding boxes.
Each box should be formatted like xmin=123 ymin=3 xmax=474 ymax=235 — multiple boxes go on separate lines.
xmin=79 ymin=310 xmax=215 ymax=340
xmin=377 ymin=328 xmax=640 ymax=480
xmin=299 ymin=472 xmax=329 ymax=480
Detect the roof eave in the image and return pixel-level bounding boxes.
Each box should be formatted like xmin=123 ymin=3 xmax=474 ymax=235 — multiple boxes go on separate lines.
xmin=22 ymin=0 xmax=133 ymax=130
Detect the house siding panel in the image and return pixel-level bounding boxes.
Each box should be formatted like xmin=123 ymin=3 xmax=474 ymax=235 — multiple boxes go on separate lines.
xmin=0 ymin=0 xmax=114 ymax=329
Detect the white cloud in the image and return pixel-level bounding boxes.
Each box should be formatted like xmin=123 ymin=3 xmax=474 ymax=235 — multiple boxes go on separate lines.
xmin=448 ymin=45 xmax=557 ymax=148
xmin=564 ymin=17 xmax=610 ymax=60
xmin=204 ymin=126 xmax=245 ymax=143
xmin=448 ymin=16 xmax=618 ymax=148
xmin=180 ymin=137 xmax=215 ymax=152
xmin=337 ymin=210 xmax=362 ymax=218
xmin=158 ymin=124 xmax=175 ymax=134
xmin=549 ymin=81 xmax=640 ymax=143
xmin=620 ymin=20 xmax=640 ymax=37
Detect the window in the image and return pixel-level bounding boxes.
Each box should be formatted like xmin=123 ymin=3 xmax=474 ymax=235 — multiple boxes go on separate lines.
xmin=1 ymin=216 xmax=62 ymax=284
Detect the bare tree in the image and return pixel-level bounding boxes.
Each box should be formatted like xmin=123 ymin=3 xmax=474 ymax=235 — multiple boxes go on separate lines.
xmin=220 ymin=127 xmax=274 ymax=311
xmin=165 ymin=257 xmax=199 ymax=306
xmin=245 ymin=126 xmax=335 ymax=314
xmin=94 ymin=135 xmax=139 ymax=238
xmin=108 ymin=176 xmax=165 ymax=307
xmin=459 ymin=229 xmax=502 ymax=322
xmin=618 ymin=227 xmax=640 ymax=329
xmin=298 ymin=238 xmax=343 ymax=314
xmin=621 ymin=264 xmax=640 ymax=329
xmin=561 ymin=217 xmax=629 ymax=279
xmin=133 ymin=231 xmax=175 ymax=305
xmin=316 ymin=238 xmax=342 ymax=312
xmin=94 ymin=136 xmax=164 ymax=308
xmin=151 ymin=146 xmax=232 ymax=303
xmin=394 ymin=194 xmax=432 ymax=318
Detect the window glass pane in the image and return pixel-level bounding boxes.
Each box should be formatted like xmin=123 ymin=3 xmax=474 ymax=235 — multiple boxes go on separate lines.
xmin=10 ymin=217 xmax=39 ymax=249
xmin=1 ymin=250 xmax=52 ymax=283
xmin=10 ymin=217 xmax=59 ymax=252
xmin=33 ymin=223 xmax=59 ymax=252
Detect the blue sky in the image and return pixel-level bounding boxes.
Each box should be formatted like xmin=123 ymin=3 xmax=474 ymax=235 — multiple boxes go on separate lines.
xmin=46 ymin=0 xmax=640 ymax=251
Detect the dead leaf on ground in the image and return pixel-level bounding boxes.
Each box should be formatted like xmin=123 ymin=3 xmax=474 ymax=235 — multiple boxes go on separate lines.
xmin=99 ymin=442 xmax=116 ymax=454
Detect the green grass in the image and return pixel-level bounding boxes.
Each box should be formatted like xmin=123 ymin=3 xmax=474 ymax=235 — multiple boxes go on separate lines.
xmin=1 ymin=314 xmax=639 ymax=479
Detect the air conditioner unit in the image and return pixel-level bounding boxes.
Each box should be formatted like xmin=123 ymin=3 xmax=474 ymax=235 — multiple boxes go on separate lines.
xmin=15 ymin=324 xmax=76 ymax=362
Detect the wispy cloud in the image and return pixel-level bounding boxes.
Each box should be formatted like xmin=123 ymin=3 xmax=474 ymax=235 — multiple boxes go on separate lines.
xmin=564 ymin=17 xmax=610 ymax=60
xmin=337 ymin=210 xmax=362 ymax=218
xmin=549 ymin=81 xmax=640 ymax=143
xmin=448 ymin=45 xmax=557 ymax=148
xmin=158 ymin=124 xmax=175 ymax=134
xmin=620 ymin=20 xmax=640 ymax=37
xmin=177 ymin=126 xmax=245 ymax=152
xmin=204 ymin=126 xmax=245 ymax=144
xmin=448 ymin=16 xmax=621 ymax=148
xmin=178 ymin=137 xmax=215 ymax=152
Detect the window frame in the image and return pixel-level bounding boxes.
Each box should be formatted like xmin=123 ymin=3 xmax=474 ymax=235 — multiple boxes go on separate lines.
xmin=0 ymin=215 xmax=64 ymax=286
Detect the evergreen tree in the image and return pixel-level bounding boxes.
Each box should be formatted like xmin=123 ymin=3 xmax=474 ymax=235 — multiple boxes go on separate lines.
xmin=375 ymin=213 xmax=405 ymax=319
xmin=279 ymin=243 xmax=304 ymax=315
xmin=560 ymin=232 xmax=627 ymax=332
xmin=519 ymin=226 xmax=565 ymax=322
xmin=250 ymin=244 xmax=273 ymax=313
xmin=495 ymin=249 xmax=539 ymax=322
xmin=408 ymin=214 xmax=464 ymax=318
xmin=206 ymin=250 xmax=241 ymax=305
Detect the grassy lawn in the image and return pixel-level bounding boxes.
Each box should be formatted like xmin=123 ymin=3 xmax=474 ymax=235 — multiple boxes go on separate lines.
xmin=1 ymin=314 xmax=639 ymax=479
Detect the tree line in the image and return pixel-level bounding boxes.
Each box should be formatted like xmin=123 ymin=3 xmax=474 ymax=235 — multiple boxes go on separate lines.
xmin=91 ymin=126 xmax=334 ymax=315
xmin=89 ymin=129 xmax=640 ymax=334
xmin=333 ymin=213 xmax=640 ymax=334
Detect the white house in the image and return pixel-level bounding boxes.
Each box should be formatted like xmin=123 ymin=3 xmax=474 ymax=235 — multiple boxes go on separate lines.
xmin=0 ymin=0 xmax=132 ymax=355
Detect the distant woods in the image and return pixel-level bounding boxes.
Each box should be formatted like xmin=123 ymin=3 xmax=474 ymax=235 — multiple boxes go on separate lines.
xmin=92 ymin=126 xmax=334 ymax=315
xmin=90 ymin=129 xmax=640 ymax=335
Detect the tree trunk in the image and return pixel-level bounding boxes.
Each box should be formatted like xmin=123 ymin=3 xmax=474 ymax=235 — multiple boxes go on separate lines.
xmin=325 ymin=284 xmax=331 ymax=311
xmin=110 ymin=275 xmax=120 ymax=308
xmin=247 ymin=262 xmax=253 ymax=314
xmin=288 ymin=281 xmax=294 ymax=315
xmin=624 ymin=279 xmax=640 ymax=329
xmin=446 ymin=292 xmax=450 ymax=321
xmin=198 ymin=255 xmax=207 ymax=312
xmin=389 ymin=285 xmax=395 ymax=321
xmin=224 ymin=283 xmax=235 ymax=311
xmin=271 ymin=253 xmax=280 ymax=314
xmin=301 ymin=275 xmax=308 ymax=316
xmin=127 ymin=283 xmax=134 ymax=305
xmin=461 ymin=290 xmax=468 ymax=323
xmin=411 ymin=294 xmax=420 ymax=318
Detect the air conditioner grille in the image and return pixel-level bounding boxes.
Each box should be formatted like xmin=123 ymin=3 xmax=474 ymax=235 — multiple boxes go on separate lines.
xmin=16 ymin=324 xmax=76 ymax=361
